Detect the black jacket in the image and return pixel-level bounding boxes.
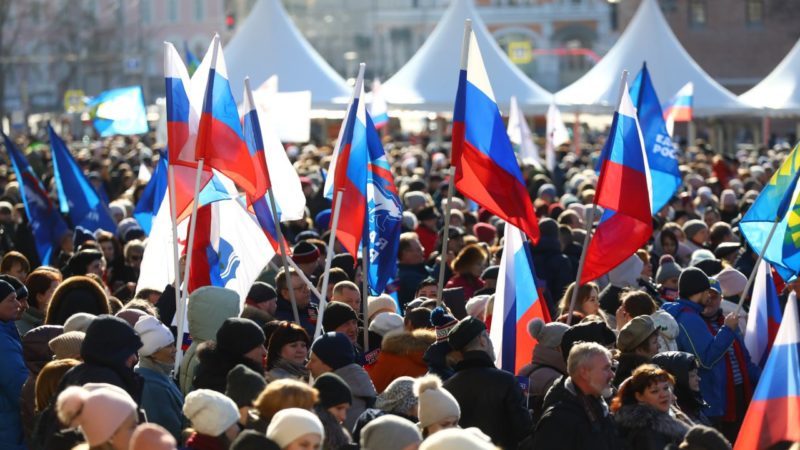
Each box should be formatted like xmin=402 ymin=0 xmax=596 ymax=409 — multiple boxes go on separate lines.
xmin=443 ymin=351 xmax=532 ymax=449
xmin=612 ymin=352 xmax=651 ymax=388
xmin=423 ymin=341 xmax=454 ymax=381
xmin=532 ymin=376 xmax=624 ymax=450
xmin=532 ymin=236 xmax=573 ymax=315
xmin=615 ymin=403 xmax=690 ymax=450
xmin=192 ymin=341 xmax=264 ymax=393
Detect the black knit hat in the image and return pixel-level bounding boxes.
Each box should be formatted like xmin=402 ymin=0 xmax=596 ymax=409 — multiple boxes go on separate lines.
xmin=67 ymin=249 xmax=103 ymax=276
xmin=246 ymin=282 xmax=277 ymax=304
xmin=313 ymin=372 xmax=352 ymax=408
xmin=311 ymin=332 xmax=355 ymax=370
xmin=0 ymin=280 xmax=15 ymax=302
xmin=679 ymin=267 xmax=711 ymax=299
xmin=561 ymin=320 xmax=616 ymax=359
xmin=225 ymin=364 xmax=267 ymax=408
xmin=416 ymin=205 xmax=439 ymax=222
xmin=231 ymin=430 xmax=281 ymax=450
xmin=322 ymin=302 xmax=358 ymax=332
xmin=292 ymin=241 xmax=320 ymax=264
xmin=81 ymin=314 xmax=142 ymax=366
xmin=447 ymin=317 xmax=486 ymax=351
xmin=216 ymin=318 xmax=266 ymax=356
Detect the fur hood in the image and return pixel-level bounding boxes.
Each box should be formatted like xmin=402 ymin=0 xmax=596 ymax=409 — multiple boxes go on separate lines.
xmin=615 ymin=403 xmax=690 ymax=440
xmin=381 ymin=329 xmax=435 ymax=355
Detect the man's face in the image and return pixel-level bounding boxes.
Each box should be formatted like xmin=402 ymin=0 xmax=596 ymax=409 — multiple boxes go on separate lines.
xmin=400 ymin=239 xmax=425 ymax=265
xmin=284 ymin=274 xmax=310 ymax=308
xmin=306 ymin=352 xmax=332 ymax=378
xmin=126 ymin=249 xmax=143 ymax=269
xmin=583 ymin=353 xmax=615 ymax=398
xmin=416 ymin=284 xmax=437 ymax=300
xmin=333 ymin=288 xmax=360 ymax=313
xmin=335 ymin=319 xmax=359 ymax=344
xmin=257 ymin=298 xmax=278 ymax=316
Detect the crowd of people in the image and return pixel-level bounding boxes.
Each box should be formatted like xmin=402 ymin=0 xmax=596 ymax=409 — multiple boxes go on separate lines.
xmin=0 ymin=129 xmax=798 ymax=450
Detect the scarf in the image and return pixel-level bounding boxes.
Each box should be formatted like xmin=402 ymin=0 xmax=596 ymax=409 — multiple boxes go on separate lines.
xmin=270 ymin=357 xmax=309 ymax=380
xmin=704 ymin=316 xmax=753 ymax=422
xmin=138 ymin=355 xmax=174 ymax=377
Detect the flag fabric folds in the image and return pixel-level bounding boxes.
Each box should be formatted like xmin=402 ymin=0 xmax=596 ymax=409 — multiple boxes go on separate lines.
xmin=745 ymin=260 xmax=783 ymax=369
xmin=323 ymin=70 xmax=369 ymax=260
xmin=1 ymin=132 xmax=68 ymax=265
xmin=88 ymin=86 xmax=149 ymax=137
xmin=369 ymin=78 xmax=389 ymax=129
xmin=133 ymin=152 xmax=168 ymax=235
xmin=580 ymin=82 xmax=652 ymax=284
xmin=452 ymin=27 xmax=539 ymax=243
xmin=48 ymin=125 xmax=116 ymax=233
xmin=507 ymin=96 xmax=542 ymax=170
xmin=629 ymin=63 xmax=681 ymax=214
xmin=740 ymin=142 xmax=800 ymax=281
xmin=365 ymin=111 xmax=402 ymax=295
xmin=663 ymin=81 xmax=694 ymax=137
xmin=734 ymin=293 xmax=800 ymax=450
xmin=545 ymin=102 xmax=569 ymax=174
xmin=490 ymin=222 xmax=551 ymax=374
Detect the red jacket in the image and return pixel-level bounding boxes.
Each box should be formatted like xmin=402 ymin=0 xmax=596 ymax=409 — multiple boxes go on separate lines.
xmin=416 ymin=225 xmax=438 ymax=259
xmin=366 ymin=329 xmax=435 ymax=393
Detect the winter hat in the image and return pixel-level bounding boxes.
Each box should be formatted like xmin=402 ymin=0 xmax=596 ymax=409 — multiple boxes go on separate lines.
xmin=419 ymin=427 xmax=495 ymax=450
xmin=292 ymin=241 xmax=320 ymax=264
xmin=714 ymin=242 xmax=740 ymax=260
xmin=527 ymin=318 xmax=569 ymax=349
xmin=82 ymin=315 xmax=142 ymax=364
xmin=401 ymin=211 xmax=418 ymax=231
xmin=538 ymin=218 xmax=559 ymax=238
xmin=368 ymin=312 xmax=404 ymax=337
xmin=67 ymin=250 xmax=103 ymax=276
xmin=415 ymin=375 xmax=460 ymax=428
xmin=465 ymin=294 xmax=490 ymax=319
xmin=64 ymin=312 xmax=96 ymax=333
xmin=430 ymin=307 xmax=457 ymax=343
xmin=561 ymin=321 xmax=616 ymax=358
xmin=0 ymin=274 xmax=27 ymax=299
xmin=415 ymin=205 xmax=438 ymax=221
xmin=266 ymin=408 xmax=325 ymax=448
xmin=314 ymin=209 xmax=332 ymax=231
xmin=49 ymin=331 xmax=86 ymax=360
xmin=538 ymin=183 xmax=557 ymax=200
xmin=376 ymin=376 xmax=418 ymax=414
xmin=360 ymin=415 xmax=422 ymax=450
xmin=447 ymin=317 xmax=486 ymax=351
xmin=683 ymin=220 xmax=708 ymax=242
xmin=246 ymin=282 xmax=277 ymax=304
xmin=225 ymin=364 xmax=267 ymax=409
xmin=216 ymin=318 xmax=265 ymax=357
xmin=679 ymin=267 xmax=712 ymax=299
xmin=608 ymin=254 xmax=644 ymax=288
xmin=695 ymin=258 xmax=723 ymax=277
xmin=656 ymin=255 xmax=682 ymax=284
xmin=322 ymin=302 xmax=358 ymax=332
xmin=473 ymin=222 xmax=497 ymax=244
xmin=56 ymin=385 xmax=137 ymax=446
xmin=720 ymin=189 xmax=737 ymax=207
xmin=404 ymin=191 xmax=429 ymax=212
xmin=690 ymin=249 xmax=716 ymax=268
xmin=73 ymin=226 xmax=96 ymax=248
xmin=367 ymin=294 xmax=397 ymax=321
xmin=130 ymin=423 xmax=178 ymax=450
xmin=183 ymin=389 xmax=240 ymax=437
xmin=115 ymin=309 xmax=148 ymax=328
xmin=681 ymin=424 xmax=732 ymax=450
xmin=716 ymin=267 xmax=747 ymax=298
xmin=313 ymin=373 xmax=352 ymax=408
xmin=310 ymin=332 xmax=355 ymax=370
xmin=0 ymin=279 xmax=14 ymax=301
xmin=231 ymin=430 xmax=280 ymax=450
xmin=480 ymin=266 xmax=499 ymax=281
xmin=617 ymin=315 xmax=657 ymax=353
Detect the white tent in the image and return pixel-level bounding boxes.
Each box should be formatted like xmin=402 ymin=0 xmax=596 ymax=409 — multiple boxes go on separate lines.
xmin=224 ymin=0 xmax=350 ymax=108
xmin=555 ymin=0 xmax=754 ymax=116
xmin=740 ymin=39 xmax=800 ymax=115
xmin=381 ymin=0 xmax=552 ymax=113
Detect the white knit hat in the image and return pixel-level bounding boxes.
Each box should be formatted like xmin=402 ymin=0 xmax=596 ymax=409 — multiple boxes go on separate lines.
xmin=183 ymin=389 xmax=239 ymax=437
xmin=465 ymin=295 xmax=490 ymax=319
xmin=63 ymin=312 xmax=96 ymax=333
xmin=368 ymin=312 xmax=404 ymax=337
xmin=419 ymin=427 xmax=495 ymax=450
xmin=266 ymin=408 xmax=325 ymax=448
xmin=134 ymin=316 xmax=174 ymax=357
xmin=368 ymin=294 xmax=397 ymax=321
xmin=716 ymin=267 xmax=747 ymax=298
xmin=414 ymin=375 xmax=460 ymax=429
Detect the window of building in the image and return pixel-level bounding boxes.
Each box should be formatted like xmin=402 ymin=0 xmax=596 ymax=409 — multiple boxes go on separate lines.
xmin=194 ymin=0 xmax=204 ymax=21
xmin=140 ymin=0 xmax=151 ymax=24
xmin=659 ymin=0 xmax=678 ymax=13
xmin=746 ymin=0 xmax=764 ymax=25
xmin=168 ymin=0 xmax=179 ymax=23
xmin=688 ymin=0 xmax=707 ymax=27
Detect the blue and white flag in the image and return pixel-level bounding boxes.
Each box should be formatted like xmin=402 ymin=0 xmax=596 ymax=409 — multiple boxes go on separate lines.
xmin=48 ymin=125 xmax=117 ymax=233
xmin=89 ymin=86 xmax=149 ymax=136
xmin=133 ymin=151 xmax=168 ymax=235
xmin=2 ymin=132 xmax=68 ymax=265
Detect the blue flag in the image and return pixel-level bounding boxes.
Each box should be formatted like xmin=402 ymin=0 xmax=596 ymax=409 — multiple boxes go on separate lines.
xmin=184 ymin=41 xmax=201 ymax=76
xmin=48 ymin=125 xmax=117 ymax=233
xmin=133 ymin=151 xmax=168 ymax=235
xmin=2 ymin=132 xmax=68 ymax=265
xmin=629 ymin=63 xmax=682 ymax=214
xmin=364 ymin=111 xmax=402 ymax=296
xmin=88 ymin=86 xmax=149 ymax=137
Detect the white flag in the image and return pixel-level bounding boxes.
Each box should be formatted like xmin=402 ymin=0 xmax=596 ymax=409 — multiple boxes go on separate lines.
xmin=507 ymin=96 xmax=542 ymax=169
xmin=545 ymin=102 xmax=570 ymax=173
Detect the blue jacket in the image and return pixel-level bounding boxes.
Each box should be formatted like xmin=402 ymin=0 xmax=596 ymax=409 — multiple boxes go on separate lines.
xmin=662 ymin=299 xmax=736 ymax=417
xmin=0 ymin=321 xmax=28 ymax=450
xmin=135 ymin=366 xmax=186 ymax=442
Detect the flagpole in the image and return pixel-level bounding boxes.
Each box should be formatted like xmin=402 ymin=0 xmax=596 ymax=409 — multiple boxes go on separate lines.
xmin=244 ymin=77 xmax=301 ymax=326
xmin=315 ymin=190 xmax=344 ymax=339
xmin=168 ymin=165 xmax=185 ymax=370
xmin=736 ymin=218 xmax=781 ymax=314
xmin=566 ymin=70 xmax=628 ymax=326
xmin=361 ymin=240 xmax=370 ymax=351
xmin=436 ymin=166 xmax=457 ymax=305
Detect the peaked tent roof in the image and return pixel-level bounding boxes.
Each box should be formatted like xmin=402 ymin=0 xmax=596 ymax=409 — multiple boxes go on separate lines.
xmin=555 ymin=0 xmax=754 ymax=116
xmin=224 ymin=0 xmax=350 ymax=108
xmin=740 ymin=38 xmax=800 ymax=115
xmin=381 ymin=0 xmax=553 ymax=113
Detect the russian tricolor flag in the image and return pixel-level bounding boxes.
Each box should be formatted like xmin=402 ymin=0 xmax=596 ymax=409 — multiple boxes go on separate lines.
xmin=324 ymin=66 xmax=369 ymax=260
xmin=452 ymin=21 xmax=539 ymax=243
xmin=663 ymin=81 xmax=694 ymax=137
xmin=734 ymin=292 xmax=800 ymax=450
xmin=745 ymin=260 xmax=783 ymax=369
xmin=490 ymin=221 xmax=551 ymax=373
xmin=369 ymin=78 xmax=389 ymax=129
xmin=581 ymin=80 xmax=652 ymax=284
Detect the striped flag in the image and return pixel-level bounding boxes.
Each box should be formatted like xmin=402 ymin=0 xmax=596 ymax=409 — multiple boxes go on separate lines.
xmin=663 ymin=81 xmax=693 ymax=137
xmin=744 ymin=260 xmax=783 ymax=369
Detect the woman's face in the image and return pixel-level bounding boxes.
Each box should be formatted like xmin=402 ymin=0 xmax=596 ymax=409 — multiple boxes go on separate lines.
xmin=426 ymin=417 xmax=458 ymax=436
xmin=635 ymin=381 xmax=673 ymax=413
xmin=327 ymin=403 xmax=349 ymax=424
xmin=688 ymin=368 xmax=701 ymax=392
xmin=37 ymin=280 xmax=59 ymax=312
xmin=280 ymin=340 xmax=308 ymax=366
xmin=151 ymin=344 xmax=177 ymax=365
xmin=100 ymin=241 xmax=115 ymax=262
xmin=580 ymin=288 xmax=600 ymax=316
xmin=109 ymin=412 xmax=137 ymax=450
xmin=662 ymin=237 xmax=677 ymax=256
xmin=285 ymin=433 xmax=322 ymax=450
